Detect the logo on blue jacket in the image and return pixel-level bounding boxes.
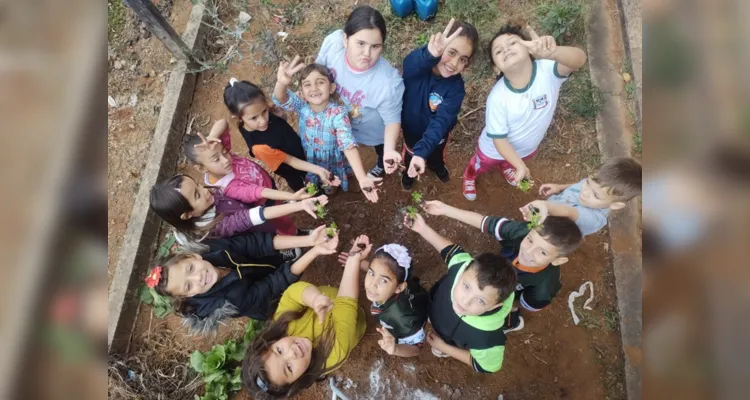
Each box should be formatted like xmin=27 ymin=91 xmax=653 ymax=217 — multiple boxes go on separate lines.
xmin=429 ymin=93 xmax=443 ymax=112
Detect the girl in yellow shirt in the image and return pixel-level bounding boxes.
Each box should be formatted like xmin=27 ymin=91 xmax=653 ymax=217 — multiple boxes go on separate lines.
xmin=242 ymin=234 xmax=371 ymax=398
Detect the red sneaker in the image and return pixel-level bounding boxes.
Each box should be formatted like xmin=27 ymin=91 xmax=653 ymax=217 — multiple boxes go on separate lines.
xmin=502 ymin=168 xmax=518 ymax=186
xmin=462 ymin=179 xmax=477 ymax=201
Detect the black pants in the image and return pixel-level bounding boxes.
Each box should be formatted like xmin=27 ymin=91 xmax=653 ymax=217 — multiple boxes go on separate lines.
xmin=374 ymin=144 xmax=384 ymax=169
xmin=274 ymin=163 xmax=307 ymax=191
xmin=402 ymin=137 xmax=449 ymax=177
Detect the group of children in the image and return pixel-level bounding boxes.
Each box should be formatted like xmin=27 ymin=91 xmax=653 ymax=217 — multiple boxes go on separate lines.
xmin=140 ymin=5 xmax=642 ymax=398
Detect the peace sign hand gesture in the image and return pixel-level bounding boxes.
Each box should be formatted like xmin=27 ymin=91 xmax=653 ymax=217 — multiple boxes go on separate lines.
xmin=277 ymin=55 xmax=305 ymax=86
xmin=427 ymin=18 xmax=463 ymax=58
xmin=519 ymin=25 xmax=557 ymax=59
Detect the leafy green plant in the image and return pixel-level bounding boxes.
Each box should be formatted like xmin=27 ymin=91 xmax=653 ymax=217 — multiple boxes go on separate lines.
xmin=405 ymin=206 xmax=418 ymax=227
xmin=326 ymin=222 xmax=338 ymax=239
xmin=518 ymin=178 xmax=535 ymax=193
xmin=526 ymin=207 xmax=545 ymax=230
xmin=158 ymin=232 xmax=177 ymax=259
xmin=411 ymin=191 xmax=424 ymax=205
xmin=190 ymin=320 xmax=263 ymax=400
xmin=415 ymin=32 xmax=429 ymax=46
xmin=305 ymin=182 xmax=318 ymax=195
xmin=561 ymin=74 xmax=604 ymax=119
xmin=536 ymin=0 xmax=583 ymax=44
xmin=314 ymin=201 xmax=327 ymax=219
xmin=138 ymin=285 xmax=174 ymax=318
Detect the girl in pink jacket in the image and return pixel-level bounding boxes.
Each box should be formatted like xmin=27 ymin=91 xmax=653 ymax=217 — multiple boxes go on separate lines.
xmin=185 ymin=120 xmax=314 ymax=235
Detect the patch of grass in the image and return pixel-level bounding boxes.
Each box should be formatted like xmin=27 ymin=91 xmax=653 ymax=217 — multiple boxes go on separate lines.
xmin=633 ymin=129 xmax=641 ymax=155
xmin=443 ymin=0 xmax=499 ymax=27
xmin=415 ymin=32 xmax=429 ymax=47
xmin=108 ymin=0 xmax=126 ymax=41
xmin=560 ymin=73 xmax=605 ymax=119
xmin=624 ymin=80 xmax=635 ymax=97
xmin=535 ymin=0 xmax=584 ymax=45
xmin=602 ymin=308 xmax=620 ymax=332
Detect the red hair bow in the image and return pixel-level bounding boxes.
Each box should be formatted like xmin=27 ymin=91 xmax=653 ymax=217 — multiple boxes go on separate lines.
xmin=145 ymin=266 xmax=163 ymax=288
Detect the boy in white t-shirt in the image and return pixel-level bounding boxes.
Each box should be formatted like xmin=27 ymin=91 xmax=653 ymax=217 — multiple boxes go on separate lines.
xmin=462 ymin=25 xmax=587 ymax=201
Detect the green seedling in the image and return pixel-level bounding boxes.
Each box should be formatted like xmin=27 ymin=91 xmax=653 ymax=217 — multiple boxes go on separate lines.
xmin=526 ymin=206 xmax=544 ymax=230
xmin=314 ymin=201 xmax=327 ymax=219
xmin=305 ymin=182 xmax=318 ymax=195
xmin=405 ymin=205 xmax=418 ymax=227
xmin=411 ymin=191 xmax=424 ymax=206
xmin=518 ymin=178 xmax=534 ymax=193
xmin=326 ymin=222 xmax=338 ymax=239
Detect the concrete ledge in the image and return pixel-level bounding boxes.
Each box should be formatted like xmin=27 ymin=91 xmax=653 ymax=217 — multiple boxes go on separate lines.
xmin=107 ymin=2 xmax=207 ymax=354
xmin=617 ymin=0 xmax=642 ymax=133
xmin=586 ymin=1 xmax=642 ymax=399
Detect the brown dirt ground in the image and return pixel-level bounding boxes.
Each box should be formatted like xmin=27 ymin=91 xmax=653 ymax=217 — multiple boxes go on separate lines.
xmin=118 ymin=0 xmax=627 ymax=399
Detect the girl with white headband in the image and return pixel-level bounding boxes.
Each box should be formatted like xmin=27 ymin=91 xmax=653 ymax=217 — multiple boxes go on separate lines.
xmin=341 ymin=242 xmax=429 ymax=357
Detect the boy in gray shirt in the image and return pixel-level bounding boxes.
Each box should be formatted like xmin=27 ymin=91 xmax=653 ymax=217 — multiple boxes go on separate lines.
xmin=521 ymin=157 xmax=642 ymax=236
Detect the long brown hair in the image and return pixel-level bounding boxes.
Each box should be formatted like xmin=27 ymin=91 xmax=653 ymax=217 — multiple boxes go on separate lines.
xmin=149 ymin=174 xmax=225 ymax=241
xmin=241 ymin=310 xmax=340 ymax=398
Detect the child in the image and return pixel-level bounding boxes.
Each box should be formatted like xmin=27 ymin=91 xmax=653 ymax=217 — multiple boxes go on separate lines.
xmin=521 ymin=157 xmax=642 ymax=236
xmin=462 ymin=24 xmax=587 ymax=200
xmin=315 ymin=5 xmax=405 ymax=178
xmin=242 ymin=235 xmax=370 ymax=398
xmin=400 ymin=19 xmax=478 ymax=189
xmin=150 ymin=174 xmax=328 ymax=246
xmin=423 ymin=200 xmax=583 ymax=332
xmin=223 ymin=78 xmax=341 ymax=191
xmin=337 ymin=243 xmax=429 ymax=357
xmin=405 ymin=213 xmax=517 ymax=373
xmin=272 ymin=58 xmax=381 ymax=203
xmin=145 ymin=228 xmax=334 ymax=334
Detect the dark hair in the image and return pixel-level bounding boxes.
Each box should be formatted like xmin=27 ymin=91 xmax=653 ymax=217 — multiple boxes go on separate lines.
xmin=344 ymin=5 xmax=387 ymax=42
xmin=591 ymin=157 xmax=642 ymax=201
xmin=467 ymin=253 xmax=517 ymax=304
xmin=448 ymin=21 xmax=480 ymax=61
xmin=242 ymin=311 xmax=338 ymax=398
xmin=183 ymin=134 xmax=206 ymax=165
xmin=298 ymin=63 xmax=344 ymax=105
xmin=488 ymin=23 xmax=533 ymax=80
xmin=372 ymin=248 xmax=407 ymax=283
xmin=151 ymin=252 xmax=199 ymax=315
xmin=223 ymin=79 xmax=268 ymax=118
xmin=149 ymin=174 xmax=223 ymax=240
xmin=535 ymin=216 xmax=583 ymax=256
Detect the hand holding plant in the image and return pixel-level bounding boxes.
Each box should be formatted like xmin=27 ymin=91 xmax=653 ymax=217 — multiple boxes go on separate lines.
xmin=422 ymin=200 xmax=448 ymax=216
xmin=313 ymin=231 xmax=339 ymax=255
xmin=520 ymin=200 xmax=547 ymax=229
xmin=301 ymin=195 xmax=328 ymax=219
xmin=292 ymin=187 xmax=314 ymax=201
xmin=306 ymin=225 xmax=328 ymax=247
xmin=404 ymin=211 xmax=427 ymax=233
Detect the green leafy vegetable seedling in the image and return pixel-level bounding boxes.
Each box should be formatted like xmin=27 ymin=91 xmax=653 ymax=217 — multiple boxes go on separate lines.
xmin=326 ymin=222 xmax=338 ymax=239
xmin=526 ymin=207 xmax=544 ymax=230
xmin=305 ymin=182 xmax=318 ymax=195
xmin=314 ymin=201 xmax=327 ymax=219
xmin=411 ymin=191 xmax=424 ymax=205
xmin=518 ymin=178 xmax=534 ymax=193
xmin=405 ymin=205 xmax=418 ymax=227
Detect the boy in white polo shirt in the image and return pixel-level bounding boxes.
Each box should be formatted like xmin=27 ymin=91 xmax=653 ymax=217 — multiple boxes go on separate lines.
xmin=462 ymin=25 xmax=587 ymax=201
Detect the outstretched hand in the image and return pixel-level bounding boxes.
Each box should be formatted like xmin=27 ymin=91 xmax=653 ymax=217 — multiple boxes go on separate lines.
xmin=519 ymin=25 xmax=556 ymax=59
xmin=376 ymin=326 xmax=397 ymax=355
xmin=407 ymin=156 xmax=425 ymax=178
xmin=427 ymin=18 xmax=464 ymax=58
xmin=193 ymin=132 xmax=221 ymax=151
xmin=277 ymin=55 xmax=306 ymax=86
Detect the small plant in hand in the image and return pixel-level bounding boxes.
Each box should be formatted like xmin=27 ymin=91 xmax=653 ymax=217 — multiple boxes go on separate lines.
xmin=518 ymin=178 xmax=535 ymax=193
xmin=305 ymin=182 xmax=318 ymax=195
xmin=189 ymin=320 xmax=262 ymax=400
xmin=405 ymin=205 xmax=418 ymax=227
xmin=314 ymin=200 xmax=327 ymax=219
xmin=526 ymin=206 xmax=545 ymax=230
xmin=326 ymin=222 xmax=338 ymax=239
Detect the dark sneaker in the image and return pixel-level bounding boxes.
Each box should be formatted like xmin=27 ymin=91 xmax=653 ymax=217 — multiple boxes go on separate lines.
xmin=434 ymin=166 xmax=450 ymax=182
xmin=503 ymin=310 xmax=525 ymax=333
xmin=280 ymin=248 xmax=302 ymax=262
xmin=401 ymin=173 xmax=414 ymax=190
xmin=367 ymin=165 xmax=385 ymax=179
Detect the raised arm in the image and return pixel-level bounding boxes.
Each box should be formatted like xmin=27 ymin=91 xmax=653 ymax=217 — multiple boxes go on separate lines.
xmin=336 ymin=235 xmax=372 ymax=300
xmin=405 ymin=213 xmax=452 ymax=253
xmin=522 ymin=26 xmax=586 ymax=77
xmin=272 ymin=55 xmax=305 ymax=105
xmin=422 ymin=200 xmax=484 ymax=230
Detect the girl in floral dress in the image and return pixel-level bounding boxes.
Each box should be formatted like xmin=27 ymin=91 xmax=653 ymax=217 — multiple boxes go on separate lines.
xmin=272 ymin=56 xmax=381 ymax=203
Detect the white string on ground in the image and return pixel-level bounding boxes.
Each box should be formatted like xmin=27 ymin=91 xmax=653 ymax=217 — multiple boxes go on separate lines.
xmin=568 ymin=281 xmax=594 ymax=325
xmin=329 ymin=377 xmax=351 ymax=400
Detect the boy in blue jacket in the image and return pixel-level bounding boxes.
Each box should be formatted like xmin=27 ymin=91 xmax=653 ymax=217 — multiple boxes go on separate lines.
xmin=400 ymin=19 xmax=479 ymax=189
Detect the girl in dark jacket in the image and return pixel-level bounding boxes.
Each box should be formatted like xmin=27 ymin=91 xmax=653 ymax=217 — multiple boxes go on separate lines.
xmin=144 ymin=228 xmax=339 ymax=335
xmin=338 ymin=243 xmax=429 ymax=357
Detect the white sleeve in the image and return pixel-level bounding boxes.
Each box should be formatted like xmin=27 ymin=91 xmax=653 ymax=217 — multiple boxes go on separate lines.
xmin=484 ymin=90 xmax=509 ymax=139
xmin=316 ymin=29 xmax=343 ymax=65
